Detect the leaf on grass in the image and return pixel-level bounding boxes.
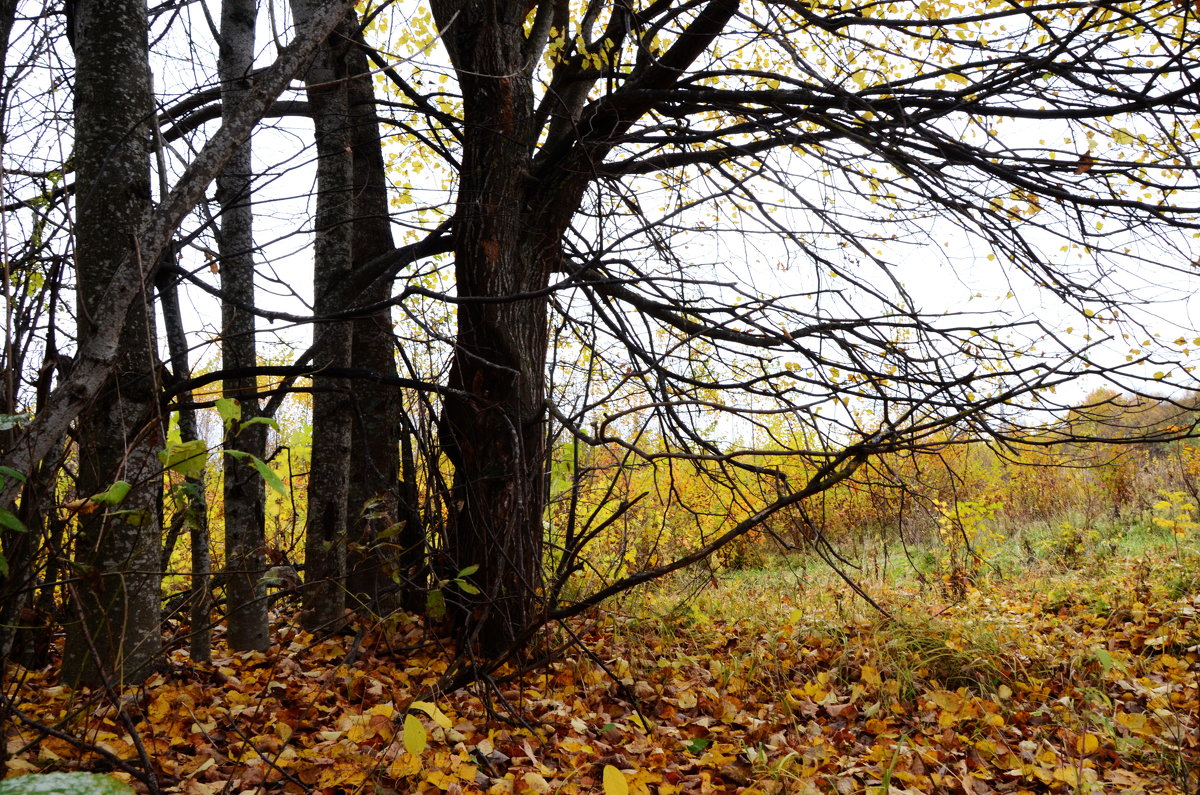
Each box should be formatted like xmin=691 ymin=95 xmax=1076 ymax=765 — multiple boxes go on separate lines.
xmin=1076 ymin=732 xmax=1100 ymax=755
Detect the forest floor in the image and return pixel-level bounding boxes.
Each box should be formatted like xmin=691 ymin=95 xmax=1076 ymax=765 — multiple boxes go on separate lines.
xmin=3 ymin=527 xmax=1199 ymax=794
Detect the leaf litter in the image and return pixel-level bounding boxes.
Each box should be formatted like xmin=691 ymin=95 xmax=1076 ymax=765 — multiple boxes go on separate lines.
xmin=2 ymin=571 xmax=1198 ymax=794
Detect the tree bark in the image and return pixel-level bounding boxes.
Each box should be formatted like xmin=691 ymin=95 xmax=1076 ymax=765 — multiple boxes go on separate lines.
xmin=61 ymin=0 xmax=163 ymax=687
xmin=342 ymin=31 xmax=425 ymax=614
xmin=156 ymin=247 xmax=213 ymax=665
xmin=218 ymin=0 xmax=268 ymax=653
xmin=433 ymin=0 xmax=555 ymax=654
xmin=295 ymin=2 xmax=354 ymax=633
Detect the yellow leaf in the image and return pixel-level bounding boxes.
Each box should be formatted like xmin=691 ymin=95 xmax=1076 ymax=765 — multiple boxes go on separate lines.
xmin=409 ymin=700 xmax=453 ymax=729
xmin=524 ymin=772 xmax=552 ymax=793
xmin=928 ymin=690 xmax=965 ymax=714
xmin=604 ymin=764 xmax=630 ymax=795
xmin=388 ymin=753 xmax=422 ymax=778
xmin=1076 ymin=733 xmax=1100 ymax=755
xmin=403 ymin=713 xmax=427 ymax=755
xmin=1117 ymin=711 xmax=1155 ymax=735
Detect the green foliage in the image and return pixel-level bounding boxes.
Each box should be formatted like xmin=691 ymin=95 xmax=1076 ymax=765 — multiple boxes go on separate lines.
xmin=159 ymin=439 xmax=209 ymax=478
xmin=216 ymin=397 xmax=279 ymax=436
xmin=215 ymin=396 xmax=241 ymax=429
xmin=88 ymin=481 xmax=132 ymax=507
xmin=0 ymin=466 xmax=28 ymax=576
xmin=0 ymin=773 xmax=134 ymax=795
xmin=224 ymin=449 xmax=286 ymax=496
xmin=1036 ymin=521 xmax=1104 ymax=566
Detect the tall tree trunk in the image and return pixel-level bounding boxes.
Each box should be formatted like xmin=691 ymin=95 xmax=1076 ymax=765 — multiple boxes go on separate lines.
xmin=434 ymin=1 xmax=553 ymax=655
xmin=156 ymin=247 xmax=212 ymax=665
xmin=218 ymin=0 xmax=268 ymax=652
xmin=343 ymin=32 xmax=423 ymax=614
xmin=61 ymin=0 xmax=163 ymax=687
xmin=296 ymin=3 xmax=354 ymax=632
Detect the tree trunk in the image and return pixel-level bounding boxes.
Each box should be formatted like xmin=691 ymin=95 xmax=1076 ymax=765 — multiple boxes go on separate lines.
xmin=343 ymin=31 xmax=424 ymax=614
xmin=218 ymin=0 xmax=268 ymax=653
xmin=434 ymin=1 xmax=554 ymax=655
xmin=156 ymin=246 xmax=213 ymax=665
xmin=61 ymin=0 xmax=163 ymax=687
xmin=296 ymin=3 xmax=354 ymax=633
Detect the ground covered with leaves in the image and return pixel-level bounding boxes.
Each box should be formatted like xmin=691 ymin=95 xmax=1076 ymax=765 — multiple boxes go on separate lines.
xmin=3 ymin=554 xmax=1199 ymax=794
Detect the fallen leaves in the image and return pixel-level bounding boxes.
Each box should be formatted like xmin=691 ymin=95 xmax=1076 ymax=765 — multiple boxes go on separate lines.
xmin=2 ymin=575 xmax=1198 ymax=794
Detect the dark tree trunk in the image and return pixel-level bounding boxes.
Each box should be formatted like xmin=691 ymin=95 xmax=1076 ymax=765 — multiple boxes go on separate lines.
xmin=433 ymin=1 xmax=557 ymax=655
xmin=61 ymin=0 xmax=163 ymax=687
xmin=218 ymin=0 xmax=268 ymax=653
xmin=296 ymin=3 xmax=354 ymax=633
xmin=1 ymin=440 xmax=68 ymax=670
xmin=156 ymin=246 xmax=213 ymax=664
xmin=343 ymin=31 xmax=423 ymax=613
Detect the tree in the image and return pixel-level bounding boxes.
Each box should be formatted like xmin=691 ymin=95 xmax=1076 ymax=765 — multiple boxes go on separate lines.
xmin=413 ymin=0 xmax=1200 ymax=654
xmin=217 ymin=0 xmax=269 ymax=653
xmin=3 ymin=0 xmax=1200 ymax=677
xmin=59 ymin=0 xmax=163 ymax=688
xmin=0 ymin=0 xmax=64 ymax=669
xmin=0 ymin=0 xmax=361 ymax=681
xmin=344 ymin=27 xmax=423 ymax=614
xmin=294 ymin=0 xmax=358 ymax=633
